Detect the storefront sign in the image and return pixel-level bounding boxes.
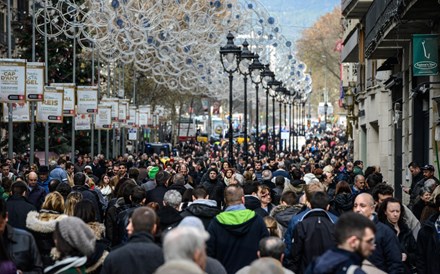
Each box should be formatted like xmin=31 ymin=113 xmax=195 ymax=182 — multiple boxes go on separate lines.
xmin=413 ymin=34 xmax=439 ymax=76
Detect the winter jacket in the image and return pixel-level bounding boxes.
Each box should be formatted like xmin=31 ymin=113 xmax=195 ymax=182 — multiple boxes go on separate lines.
xmin=416 ymin=213 xmax=440 ymax=274
xmin=383 ymin=222 xmax=417 ymax=274
xmin=288 ymin=209 xmax=337 ymax=273
xmin=72 ymin=185 xmax=103 ymax=222
xmin=27 ymin=186 xmax=46 ymax=210
xmin=157 ymin=206 xmax=182 ymax=232
xmin=369 ymin=215 xmax=405 ymax=274
xmin=104 ymin=197 xmax=130 ymax=247
xmin=145 ymin=184 xmax=168 ymax=205
xmin=207 ymin=208 xmax=269 ymax=274
xmin=180 ymin=199 xmax=221 ymax=229
xmin=26 ymin=210 xmax=67 ymax=268
xmin=306 ymin=247 xmax=366 ymax=274
xmin=244 ymin=195 xmax=268 ymax=217
xmin=44 ymin=256 xmax=87 ymax=274
xmin=6 ymin=195 xmax=37 ymax=230
xmin=270 ymin=204 xmax=303 ymax=236
xmin=85 ymin=222 xmax=110 ymax=274
xmin=5 ymin=224 xmax=43 ymax=273
xmin=100 ymin=232 xmax=164 ymax=274
xmin=329 ymin=193 xmax=353 ymax=216
xmin=284 ymin=208 xmax=338 ymax=263
xmin=201 ymin=178 xmax=225 ymax=209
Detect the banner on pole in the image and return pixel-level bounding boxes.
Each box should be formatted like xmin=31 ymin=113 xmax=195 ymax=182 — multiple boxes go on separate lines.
xmin=0 ymin=59 xmax=26 ymax=103
xmin=128 ymin=128 xmax=138 ymax=140
xmin=2 ymin=102 xmax=30 ymax=122
xmin=51 ymin=83 xmax=76 ymax=116
xmin=128 ymin=106 xmax=137 ymax=127
xmin=96 ymin=105 xmax=112 ymax=130
xmin=26 ymin=62 xmax=45 ymax=101
xmin=101 ymin=98 xmax=119 ymax=122
xmin=77 ymin=86 xmax=98 ymax=114
xmin=118 ymin=100 xmax=128 ymax=124
xmin=36 ymin=86 xmax=64 ymax=123
xmin=75 ymin=114 xmax=91 ymax=130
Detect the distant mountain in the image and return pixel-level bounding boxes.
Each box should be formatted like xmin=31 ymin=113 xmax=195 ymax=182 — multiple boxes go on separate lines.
xmin=257 ymin=0 xmax=340 ymax=45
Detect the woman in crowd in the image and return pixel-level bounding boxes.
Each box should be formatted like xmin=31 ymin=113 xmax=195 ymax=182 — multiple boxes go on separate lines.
xmin=26 ymin=191 xmax=67 ymax=267
xmin=98 ymin=174 xmax=113 ymax=202
xmin=378 ymin=197 xmax=417 ymax=274
xmin=258 ymin=185 xmax=274 ymax=214
xmin=64 ymin=192 xmax=83 ymax=216
xmin=44 ymin=217 xmax=96 ymax=274
xmin=412 ymin=186 xmax=432 ymax=221
xmin=329 ymin=181 xmax=353 ymax=216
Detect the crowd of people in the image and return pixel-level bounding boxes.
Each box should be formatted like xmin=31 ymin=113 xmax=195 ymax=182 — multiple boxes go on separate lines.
xmin=0 ymin=129 xmax=439 ymax=274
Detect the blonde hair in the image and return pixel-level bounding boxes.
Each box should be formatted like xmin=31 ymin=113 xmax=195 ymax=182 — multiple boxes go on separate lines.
xmin=64 ymin=192 xmax=83 ymax=216
xmin=263 ymin=216 xmax=281 ymax=238
xmin=42 ymin=191 xmax=65 ymax=213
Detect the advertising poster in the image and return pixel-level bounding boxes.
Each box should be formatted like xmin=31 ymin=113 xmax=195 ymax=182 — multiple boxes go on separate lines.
xmin=2 ymin=102 xmax=30 ymax=122
xmin=36 ymin=86 xmax=63 ymax=123
xmin=51 ymin=83 xmax=76 ymax=116
xmin=75 ymin=114 xmax=91 ymax=130
xmin=26 ymin=62 xmax=45 ymax=101
xmin=118 ymin=100 xmax=128 ymax=124
xmin=0 ymin=59 xmax=26 ymax=103
xmin=101 ymin=98 xmax=119 ymax=121
xmin=77 ymin=86 xmax=98 ymax=114
xmin=128 ymin=106 xmax=137 ymax=127
xmin=96 ymin=105 xmax=112 ymax=130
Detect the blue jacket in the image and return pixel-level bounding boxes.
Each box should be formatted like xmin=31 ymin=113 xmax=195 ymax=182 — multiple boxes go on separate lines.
xmin=370 ymin=215 xmax=404 ymax=274
xmin=284 ymin=208 xmax=338 ymax=261
xmin=416 ymin=213 xmax=440 ymax=274
xmin=305 ymin=247 xmax=366 ymax=274
xmin=207 ymin=208 xmax=269 ymax=274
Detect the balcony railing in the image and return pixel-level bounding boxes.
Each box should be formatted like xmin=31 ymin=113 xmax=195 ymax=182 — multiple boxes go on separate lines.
xmin=342 ymin=0 xmax=373 ymax=19
xmin=364 ymin=0 xmax=401 ymax=58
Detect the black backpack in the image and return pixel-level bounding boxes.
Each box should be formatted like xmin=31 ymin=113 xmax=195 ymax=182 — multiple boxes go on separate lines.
xmin=290 ymin=210 xmax=336 ymax=273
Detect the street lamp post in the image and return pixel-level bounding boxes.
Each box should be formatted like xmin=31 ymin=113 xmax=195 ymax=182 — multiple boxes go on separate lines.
xmin=276 ymin=86 xmax=285 ymax=152
xmin=324 ymin=101 xmax=328 ymax=131
xmin=220 ymin=32 xmax=241 ymax=166
xmin=260 ymin=64 xmax=275 ymax=156
xmin=249 ymin=54 xmax=264 ymax=158
xmin=269 ymin=80 xmax=281 ymax=156
xmin=237 ymin=40 xmax=255 ymax=158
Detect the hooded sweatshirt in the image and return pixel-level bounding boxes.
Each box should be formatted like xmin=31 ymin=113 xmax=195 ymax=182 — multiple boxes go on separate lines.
xmin=207 ymin=207 xmax=269 ymax=274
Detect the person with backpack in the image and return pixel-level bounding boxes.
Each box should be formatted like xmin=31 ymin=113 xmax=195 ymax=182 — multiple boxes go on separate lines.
xmin=305 ymin=212 xmax=376 ymax=274
xmin=289 ymin=191 xmax=337 ymax=273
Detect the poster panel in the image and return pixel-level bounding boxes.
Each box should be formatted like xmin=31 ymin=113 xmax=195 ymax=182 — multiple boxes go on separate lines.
xmin=0 ymin=59 xmax=26 ymax=103
xmin=2 ymin=102 xmax=30 ymax=122
xmin=26 ymin=62 xmax=45 ymax=101
xmin=77 ymin=86 xmax=98 ymax=114
xmin=36 ymin=86 xmax=64 ymax=123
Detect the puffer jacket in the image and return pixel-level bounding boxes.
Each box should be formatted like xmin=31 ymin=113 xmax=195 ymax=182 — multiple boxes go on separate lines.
xmin=180 ymin=199 xmax=221 ymax=229
xmin=416 ymin=213 xmax=440 ymax=274
xmin=26 ymin=210 xmax=67 ymax=268
xmin=270 ymin=204 xmax=303 ymax=236
xmin=330 ymin=193 xmax=353 ymax=216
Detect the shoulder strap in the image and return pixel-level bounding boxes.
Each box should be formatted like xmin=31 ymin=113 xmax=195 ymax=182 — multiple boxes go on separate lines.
xmin=346 ymin=265 xmax=360 ymax=274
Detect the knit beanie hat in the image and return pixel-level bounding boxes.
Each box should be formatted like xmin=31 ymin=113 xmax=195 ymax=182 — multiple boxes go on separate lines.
xmin=148 ymin=166 xmax=160 ymax=179
xmin=57 ymin=216 xmax=96 ymax=256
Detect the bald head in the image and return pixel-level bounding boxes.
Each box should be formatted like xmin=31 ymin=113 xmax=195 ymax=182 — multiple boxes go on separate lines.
xmin=28 ymin=171 xmax=38 ymax=187
xmin=353 ymin=193 xmax=375 ymax=218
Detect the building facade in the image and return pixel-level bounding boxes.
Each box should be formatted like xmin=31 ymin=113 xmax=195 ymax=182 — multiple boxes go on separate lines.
xmin=342 ymin=0 xmax=440 ymax=199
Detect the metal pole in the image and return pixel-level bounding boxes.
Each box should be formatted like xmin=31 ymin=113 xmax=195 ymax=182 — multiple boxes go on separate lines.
xmin=295 ymin=102 xmax=298 ymax=151
xmin=30 ymin=0 xmax=36 ymax=165
xmin=228 ymin=73 xmax=234 ymax=166
xmin=90 ymin=44 xmax=95 ymax=158
xmin=44 ymin=0 xmax=49 ymax=165
xmin=255 ymin=83 xmax=259 ymax=158
xmin=7 ymin=0 xmax=13 ymax=159
xmin=284 ymin=102 xmax=287 ymax=151
xmin=278 ymin=101 xmax=282 ymax=152
xmin=71 ymin=18 xmax=76 ymax=161
xmin=243 ymin=74 xmax=248 ymax=157
xmin=289 ymin=102 xmax=292 ymax=152
xmin=97 ymin=53 xmax=101 ymax=155
xmin=106 ymin=63 xmax=110 ymax=159
xmin=265 ymin=88 xmax=269 ymax=156
xmin=272 ymin=96 xmax=276 ymax=156
xmin=132 ymin=70 xmax=137 ymax=154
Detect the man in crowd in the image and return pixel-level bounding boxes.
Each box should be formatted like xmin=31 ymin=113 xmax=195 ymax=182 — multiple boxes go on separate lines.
xmin=306 ymin=212 xmax=376 ymax=273
xmin=27 ymin=171 xmax=46 ymax=210
xmin=353 ymin=193 xmax=404 ymax=273
xmin=207 ymin=185 xmax=269 ymax=274
xmin=101 ymin=207 xmax=164 ymax=274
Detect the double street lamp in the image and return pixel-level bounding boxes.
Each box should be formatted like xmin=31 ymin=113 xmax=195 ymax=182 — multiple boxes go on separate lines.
xmin=219 ymin=32 xmax=241 ymax=166
xmin=268 ymin=79 xmax=282 ymax=156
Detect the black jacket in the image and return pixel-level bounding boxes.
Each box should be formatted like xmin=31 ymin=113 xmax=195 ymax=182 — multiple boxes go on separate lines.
xmin=416 ymin=213 xmax=440 ymax=274
xmin=101 ymin=232 xmax=164 ymax=274
xmin=6 ymin=195 xmax=37 ymax=230
xmin=157 ymin=206 xmax=182 ymax=232
xmin=4 ymin=224 xmax=43 ymax=273
xmin=370 ymin=215 xmax=405 ymax=274
xmin=289 ymin=209 xmax=336 ymax=273
xmin=145 ymin=184 xmax=168 ymax=205
xmin=201 ymin=178 xmax=225 ymax=209
xmin=306 ymin=247 xmax=366 ymax=274
xmin=72 ymin=185 xmax=103 ymax=222
xmin=329 ymin=193 xmax=353 ymax=216
xmin=180 ymin=200 xmax=221 ymax=229
xmin=244 ymin=195 xmax=268 ymax=217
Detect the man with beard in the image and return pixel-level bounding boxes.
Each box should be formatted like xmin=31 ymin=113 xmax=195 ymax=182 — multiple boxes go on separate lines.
xmin=201 ymin=168 xmax=225 ymax=209
xmin=305 ymin=212 xmax=376 ymax=274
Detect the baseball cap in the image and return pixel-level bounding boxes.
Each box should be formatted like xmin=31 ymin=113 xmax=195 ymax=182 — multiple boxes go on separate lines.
xmin=421 ymin=164 xmax=435 ymax=171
